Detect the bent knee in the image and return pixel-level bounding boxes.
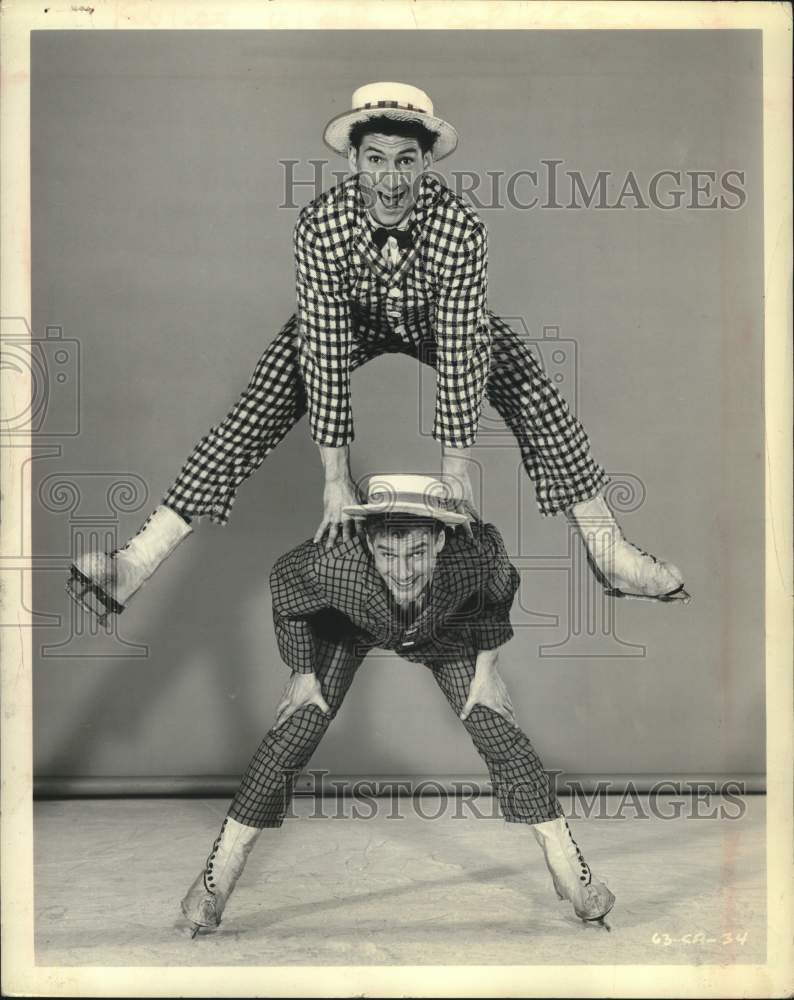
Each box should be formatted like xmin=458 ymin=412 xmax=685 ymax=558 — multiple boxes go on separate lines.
xmin=291 ymin=702 xmax=336 ymax=729
xmin=462 ymin=705 xmax=522 ymax=762
xmin=269 ymin=703 xmax=333 ymax=746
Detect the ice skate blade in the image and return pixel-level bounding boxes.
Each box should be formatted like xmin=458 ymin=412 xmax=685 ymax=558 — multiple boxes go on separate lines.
xmin=176 ymin=921 xmax=211 ymax=940
xmin=180 ymin=898 xmax=219 ymax=935
xmin=574 ymin=884 xmax=616 ymax=925
xmin=578 ymin=906 xmax=614 ymax=927
xmin=582 ymin=544 xmax=691 ymax=605
xmin=605 ymin=584 xmax=691 ymax=605
xmin=66 ymin=576 xmax=109 ymax=626
xmin=66 ymin=565 xmax=124 ymax=624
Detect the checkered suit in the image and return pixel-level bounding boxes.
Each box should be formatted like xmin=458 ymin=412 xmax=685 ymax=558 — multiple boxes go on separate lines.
xmin=295 ymin=173 xmax=490 ymax=448
xmin=271 ymin=520 xmax=520 ymax=673
xmin=162 ymin=173 xmax=608 ymax=523
xmin=226 ymin=521 xmax=562 ymax=828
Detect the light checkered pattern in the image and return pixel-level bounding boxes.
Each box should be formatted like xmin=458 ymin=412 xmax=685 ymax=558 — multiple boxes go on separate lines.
xmin=162 ymin=174 xmax=607 ymax=522
xmin=228 ymin=637 xmax=561 ymax=828
xmin=294 ymin=174 xmax=490 ymax=448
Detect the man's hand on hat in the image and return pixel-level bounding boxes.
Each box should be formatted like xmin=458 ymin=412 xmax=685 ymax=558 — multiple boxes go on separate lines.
xmin=315 ymin=475 xmax=361 ymax=550
xmin=315 ymin=445 xmax=362 ymax=550
xmin=273 ymin=671 xmax=331 ymax=730
xmin=441 ymin=447 xmax=478 ymax=539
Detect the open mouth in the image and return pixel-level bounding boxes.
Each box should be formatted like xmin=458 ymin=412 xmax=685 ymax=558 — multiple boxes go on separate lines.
xmin=377 ymin=189 xmax=407 ymax=211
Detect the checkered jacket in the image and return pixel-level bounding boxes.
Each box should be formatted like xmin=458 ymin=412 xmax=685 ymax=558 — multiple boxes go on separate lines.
xmin=270 ymin=521 xmax=520 ymax=673
xmin=294 ymin=173 xmax=490 ymax=449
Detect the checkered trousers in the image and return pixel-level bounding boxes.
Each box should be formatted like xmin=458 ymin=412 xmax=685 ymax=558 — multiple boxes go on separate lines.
xmin=161 ymin=309 xmax=607 ymax=523
xmin=227 ymin=637 xmax=562 ymax=828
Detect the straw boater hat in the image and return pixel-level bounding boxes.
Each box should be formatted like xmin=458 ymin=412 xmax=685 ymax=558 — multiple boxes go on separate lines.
xmin=343 ymin=474 xmax=468 ymax=526
xmin=323 ymin=82 xmax=459 ymax=161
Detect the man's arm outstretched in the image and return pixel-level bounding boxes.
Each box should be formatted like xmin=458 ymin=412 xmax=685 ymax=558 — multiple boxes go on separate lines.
xmin=293 ymin=210 xmax=361 ymax=548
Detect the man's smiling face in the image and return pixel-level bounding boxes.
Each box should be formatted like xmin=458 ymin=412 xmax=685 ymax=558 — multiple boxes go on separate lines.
xmin=366 ymin=523 xmax=445 ymax=607
xmin=349 ymin=132 xmax=433 ymax=226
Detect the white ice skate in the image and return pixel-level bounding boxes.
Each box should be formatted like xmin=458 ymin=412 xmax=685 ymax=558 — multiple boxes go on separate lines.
xmin=532 ymin=816 xmax=615 ymax=928
xmin=180 ymin=815 xmax=262 ymax=936
xmin=66 ymin=504 xmax=192 ymax=624
xmin=569 ymin=493 xmax=691 ymax=603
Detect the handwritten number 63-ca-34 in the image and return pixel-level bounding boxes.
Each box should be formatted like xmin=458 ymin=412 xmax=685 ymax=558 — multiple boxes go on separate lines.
xmin=651 ymin=930 xmax=749 ymax=946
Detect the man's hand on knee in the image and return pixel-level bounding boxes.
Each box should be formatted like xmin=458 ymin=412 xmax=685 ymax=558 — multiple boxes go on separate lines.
xmin=274 ymin=671 xmax=331 ymax=729
xmin=460 ymin=651 xmax=516 ymax=724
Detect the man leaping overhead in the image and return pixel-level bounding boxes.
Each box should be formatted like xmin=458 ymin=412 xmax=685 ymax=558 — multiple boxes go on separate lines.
xmin=68 ymin=81 xmax=690 ymax=623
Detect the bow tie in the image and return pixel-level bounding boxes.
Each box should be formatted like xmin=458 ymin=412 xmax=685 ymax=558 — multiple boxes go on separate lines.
xmin=372 ymin=226 xmax=413 ymax=251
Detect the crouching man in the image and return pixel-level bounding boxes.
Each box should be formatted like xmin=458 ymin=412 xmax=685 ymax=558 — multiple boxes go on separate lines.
xmin=180 ymin=474 xmax=614 ymax=934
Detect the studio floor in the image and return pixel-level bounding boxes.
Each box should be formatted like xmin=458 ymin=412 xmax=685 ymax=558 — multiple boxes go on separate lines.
xmin=34 ymin=794 xmax=765 ymax=967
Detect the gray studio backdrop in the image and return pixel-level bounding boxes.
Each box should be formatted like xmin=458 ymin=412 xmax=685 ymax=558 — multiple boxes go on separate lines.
xmin=30 ymin=30 xmax=764 ymax=785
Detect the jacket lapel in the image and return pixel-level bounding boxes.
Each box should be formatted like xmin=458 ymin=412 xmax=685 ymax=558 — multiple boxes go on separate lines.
xmin=362 ymin=561 xmax=395 ymax=642
xmin=383 ymin=174 xmax=440 ymax=284
xmin=348 ymin=180 xmax=397 ymax=284
xmin=406 ymin=531 xmax=483 ymax=640
xmin=424 ymin=537 xmax=479 ymax=624
xmin=354 ymin=216 xmax=393 ymax=284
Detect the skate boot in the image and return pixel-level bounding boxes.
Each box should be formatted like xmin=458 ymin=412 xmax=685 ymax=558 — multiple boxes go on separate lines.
xmin=532 ymin=816 xmax=615 ymax=927
xmin=180 ymin=815 xmax=262 ymax=936
xmin=67 ymin=504 xmax=192 ymax=624
xmin=569 ymin=493 xmax=690 ymax=603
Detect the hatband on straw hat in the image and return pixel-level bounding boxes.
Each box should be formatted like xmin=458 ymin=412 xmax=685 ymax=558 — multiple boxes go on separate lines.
xmin=323 ymin=82 xmax=458 ymax=161
xmin=343 ymin=474 xmax=468 ymax=526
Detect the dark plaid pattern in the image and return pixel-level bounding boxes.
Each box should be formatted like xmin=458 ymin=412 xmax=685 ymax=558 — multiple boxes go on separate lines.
xmin=228 ymin=635 xmax=562 ymax=828
xmin=162 ymin=174 xmax=608 ymax=522
xmin=270 ymin=520 xmax=520 ymax=674
xmin=228 ymin=638 xmax=363 ymax=828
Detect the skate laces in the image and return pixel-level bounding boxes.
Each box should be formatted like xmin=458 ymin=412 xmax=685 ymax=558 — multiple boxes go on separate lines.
xmin=564 ymin=821 xmax=592 ymax=886
xmin=625 ymin=538 xmax=658 ymax=564
xmin=203 ymin=817 xmax=228 ymax=893
xmin=114 ymin=512 xmax=156 ymax=557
